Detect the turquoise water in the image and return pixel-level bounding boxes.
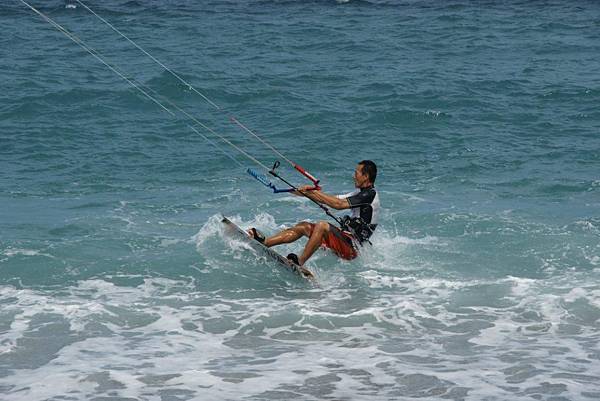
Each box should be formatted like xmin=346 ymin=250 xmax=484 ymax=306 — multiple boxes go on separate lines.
xmin=2 ymin=1 xmax=600 ymax=400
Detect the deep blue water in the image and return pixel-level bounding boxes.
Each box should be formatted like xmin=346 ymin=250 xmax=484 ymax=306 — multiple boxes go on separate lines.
xmin=1 ymin=1 xmax=599 ymax=400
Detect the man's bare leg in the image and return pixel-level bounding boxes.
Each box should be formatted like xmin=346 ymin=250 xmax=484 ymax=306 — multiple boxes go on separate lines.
xmin=248 ymin=221 xmax=329 ymax=266
xmin=298 ymin=221 xmax=329 ymax=265
xmin=248 ymin=222 xmax=312 ymax=247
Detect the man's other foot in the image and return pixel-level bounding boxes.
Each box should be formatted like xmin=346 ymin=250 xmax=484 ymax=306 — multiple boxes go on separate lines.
xmin=286 ymin=253 xmax=300 ymax=265
xmin=247 ymin=228 xmax=265 ymax=244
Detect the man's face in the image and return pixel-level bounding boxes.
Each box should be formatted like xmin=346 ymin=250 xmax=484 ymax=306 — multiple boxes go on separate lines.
xmin=353 ymin=164 xmax=369 ymax=188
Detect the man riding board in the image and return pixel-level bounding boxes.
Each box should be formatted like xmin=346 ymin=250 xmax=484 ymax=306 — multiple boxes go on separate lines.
xmin=248 ymin=160 xmax=380 ymax=266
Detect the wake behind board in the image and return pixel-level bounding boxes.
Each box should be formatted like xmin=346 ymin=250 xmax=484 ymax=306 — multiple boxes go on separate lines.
xmin=221 ymin=216 xmax=316 ymax=282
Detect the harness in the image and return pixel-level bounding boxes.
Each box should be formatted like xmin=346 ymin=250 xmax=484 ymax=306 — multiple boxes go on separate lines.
xmin=341 ymin=215 xmax=374 ymax=245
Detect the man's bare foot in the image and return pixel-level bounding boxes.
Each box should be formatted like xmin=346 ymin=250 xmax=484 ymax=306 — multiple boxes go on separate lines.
xmin=247 ymin=227 xmax=265 ymax=244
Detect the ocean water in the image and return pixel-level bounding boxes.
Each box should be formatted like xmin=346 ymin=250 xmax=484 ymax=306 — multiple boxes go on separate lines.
xmin=1 ymin=0 xmax=600 ymax=400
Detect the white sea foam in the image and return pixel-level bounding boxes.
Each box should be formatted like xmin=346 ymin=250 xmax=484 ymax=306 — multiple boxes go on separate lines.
xmin=191 ymin=213 xmax=226 ymax=247
xmin=3 ymin=212 xmax=600 ymax=400
xmin=2 ymin=248 xmax=53 ymax=258
xmin=1 ymin=269 xmax=600 ymax=400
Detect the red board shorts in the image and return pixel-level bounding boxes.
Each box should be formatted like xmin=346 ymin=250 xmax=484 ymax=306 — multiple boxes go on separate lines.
xmin=309 ymin=223 xmax=358 ymax=260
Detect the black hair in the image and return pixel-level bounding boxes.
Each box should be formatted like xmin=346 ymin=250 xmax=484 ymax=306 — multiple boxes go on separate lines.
xmin=359 ymin=160 xmax=377 ymax=184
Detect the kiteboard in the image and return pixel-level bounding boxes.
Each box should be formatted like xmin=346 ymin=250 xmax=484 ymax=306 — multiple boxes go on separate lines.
xmin=221 ymin=216 xmax=316 ymax=282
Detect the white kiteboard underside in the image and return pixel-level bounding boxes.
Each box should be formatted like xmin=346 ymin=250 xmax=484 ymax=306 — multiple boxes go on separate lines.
xmin=221 ymin=216 xmax=316 ymax=282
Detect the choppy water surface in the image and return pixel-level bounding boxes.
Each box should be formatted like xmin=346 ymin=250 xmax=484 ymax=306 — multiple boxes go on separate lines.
xmin=1 ymin=1 xmax=599 ymax=400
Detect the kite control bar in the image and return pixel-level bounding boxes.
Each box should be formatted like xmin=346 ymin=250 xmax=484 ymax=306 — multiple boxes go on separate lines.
xmin=270 ymin=160 xmax=321 ymax=191
xmin=246 ymin=161 xmax=321 ymax=194
xmin=292 ymin=163 xmax=321 ymax=191
xmin=247 ymin=168 xmax=292 ymax=193
xmin=248 ymin=161 xmax=348 ymax=232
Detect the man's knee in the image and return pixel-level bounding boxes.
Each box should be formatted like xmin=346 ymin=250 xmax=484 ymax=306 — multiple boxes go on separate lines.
xmin=314 ymin=221 xmax=330 ymax=233
xmin=294 ymin=221 xmax=313 ymax=236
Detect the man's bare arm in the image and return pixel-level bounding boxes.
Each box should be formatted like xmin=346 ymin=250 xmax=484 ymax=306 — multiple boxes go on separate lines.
xmin=295 ymin=188 xmax=350 ymax=210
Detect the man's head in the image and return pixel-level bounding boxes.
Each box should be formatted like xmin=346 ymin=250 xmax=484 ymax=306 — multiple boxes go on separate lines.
xmin=354 ymin=160 xmax=377 ymax=188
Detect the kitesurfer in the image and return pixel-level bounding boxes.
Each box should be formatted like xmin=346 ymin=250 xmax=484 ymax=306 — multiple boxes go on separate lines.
xmin=249 ymin=160 xmax=380 ymax=266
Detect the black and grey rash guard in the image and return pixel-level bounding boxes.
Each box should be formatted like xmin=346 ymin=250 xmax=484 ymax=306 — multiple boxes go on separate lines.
xmin=337 ymin=186 xmax=380 ymax=243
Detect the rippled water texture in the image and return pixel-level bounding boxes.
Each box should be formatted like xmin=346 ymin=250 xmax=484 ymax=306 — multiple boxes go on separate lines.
xmin=1 ymin=1 xmax=599 ymax=400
